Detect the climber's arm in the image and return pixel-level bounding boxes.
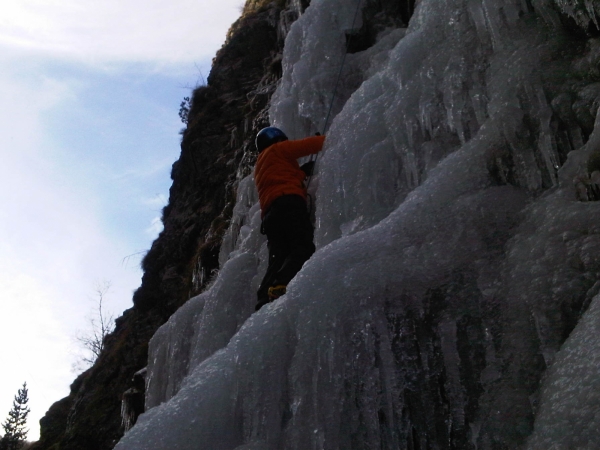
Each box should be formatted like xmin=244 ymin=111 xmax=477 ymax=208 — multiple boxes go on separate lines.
xmin=280 ymin=135 xmax=325 ymax=160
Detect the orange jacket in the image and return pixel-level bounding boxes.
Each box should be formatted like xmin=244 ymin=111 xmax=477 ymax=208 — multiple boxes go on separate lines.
xmin=254 ymin=135 xmax=325 ymax=215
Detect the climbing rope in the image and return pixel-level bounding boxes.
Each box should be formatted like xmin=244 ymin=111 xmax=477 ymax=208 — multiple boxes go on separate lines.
xmin=305 ymin=0 xmax=364 ymax=196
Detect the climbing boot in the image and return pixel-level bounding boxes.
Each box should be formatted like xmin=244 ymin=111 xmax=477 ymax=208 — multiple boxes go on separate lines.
xmin=268 ymin=285 xmax=287 ymax=300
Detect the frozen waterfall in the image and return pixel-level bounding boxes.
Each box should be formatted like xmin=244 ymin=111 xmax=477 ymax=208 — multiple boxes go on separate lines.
xmin=116 ymin=0 xmax=600 ymax=448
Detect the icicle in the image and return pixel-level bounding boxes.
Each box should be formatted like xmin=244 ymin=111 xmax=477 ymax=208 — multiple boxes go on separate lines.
xmin=278 ymin=8 xmax=299 ymax=42
xmin=121 ymin=368 xmax=147 ymax=432
xmin=585 ymin=0 xmax=600 ymax=29
xmin=469 ymin=83 xmax=487 ymax=129
xmin=439 ymin=318 xmax=466 ymax=431
xmin=443 ymin=56 xmax=468 ymax=144
xmin=529 ymin=83 xmax=560 ymax=185
xmin=481 ymin=0 xmax=504 ymax=51
xmin=531 ymin=0 xmax=563 ymax=28
xmin=553 ymin=0 xmax=600 ymax=29
xmin=532 ymin=308 xmax=556 ymax=367
xmin=402 ymin=117 xmax=420 ymax=189
xmin=468 ymin=0 xmax=491 ymax=44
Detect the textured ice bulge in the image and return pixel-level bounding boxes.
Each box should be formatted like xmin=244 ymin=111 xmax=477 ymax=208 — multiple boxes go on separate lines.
xmin=116 ymin=0 xmax=600 ymax=448
xmin=526 ymin=293 xmax=600 ymax=449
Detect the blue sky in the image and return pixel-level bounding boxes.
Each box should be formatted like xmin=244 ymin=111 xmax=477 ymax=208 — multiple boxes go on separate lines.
xmin=0 ymin=0 xmax=242 ymax=440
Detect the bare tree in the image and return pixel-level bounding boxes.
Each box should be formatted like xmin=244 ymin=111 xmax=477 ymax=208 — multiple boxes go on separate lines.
xmin=74 ymin=281 xmax=115 ymax=369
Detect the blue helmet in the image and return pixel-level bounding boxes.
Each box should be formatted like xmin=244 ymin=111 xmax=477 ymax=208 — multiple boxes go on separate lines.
xmin=255 ymin=127 xmax=288 ymax=153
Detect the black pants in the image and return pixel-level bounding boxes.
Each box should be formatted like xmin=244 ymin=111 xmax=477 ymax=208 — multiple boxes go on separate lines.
xmin=256 ymin=195 xmax=315 ymax=307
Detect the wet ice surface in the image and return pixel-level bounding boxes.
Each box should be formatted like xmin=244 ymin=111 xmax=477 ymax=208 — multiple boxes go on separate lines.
xmin=116 ymin=0 xmax=600 ymax=448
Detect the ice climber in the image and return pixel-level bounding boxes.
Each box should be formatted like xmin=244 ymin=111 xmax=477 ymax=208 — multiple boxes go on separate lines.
xmin=254 ymin=127 xmax=325 ymax=310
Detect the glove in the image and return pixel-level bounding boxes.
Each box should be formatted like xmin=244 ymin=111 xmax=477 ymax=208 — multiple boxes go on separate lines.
xmin=300 ymin=161 xmax=315 ymax=177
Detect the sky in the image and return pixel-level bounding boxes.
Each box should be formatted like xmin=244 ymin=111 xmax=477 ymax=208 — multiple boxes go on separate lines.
xmin=0 ymin=0 xmax=242 ymax=441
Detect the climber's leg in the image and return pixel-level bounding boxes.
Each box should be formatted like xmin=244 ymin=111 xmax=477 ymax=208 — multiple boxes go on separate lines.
xmin=256 ymin=237 xmax=289 ymax=309
xmin=255 ymin=195 xmax=313 ymax=310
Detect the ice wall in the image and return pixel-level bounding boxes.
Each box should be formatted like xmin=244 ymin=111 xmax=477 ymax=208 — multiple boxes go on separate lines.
xmin=116 ymin=0 xmax=600 ymax=448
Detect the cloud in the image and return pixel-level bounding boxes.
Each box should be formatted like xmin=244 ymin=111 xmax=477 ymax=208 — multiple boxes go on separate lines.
xmin=0 ymin=0 xmax=242 ymax=64
xmin=146 ymin=216 xmax=164 ymax=237
xmin=142 ymin=194 xmax=169 ymax=209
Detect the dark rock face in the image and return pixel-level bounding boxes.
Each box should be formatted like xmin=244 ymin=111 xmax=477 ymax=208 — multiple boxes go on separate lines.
xmin=31 ymin=1 xmax=418 ymax=448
